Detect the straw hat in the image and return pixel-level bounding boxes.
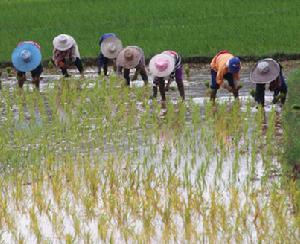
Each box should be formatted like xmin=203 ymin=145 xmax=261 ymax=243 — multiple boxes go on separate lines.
xmin=101 ymin=36 xmax=122 ymax=59
xmin=250 ymin=58 xmax=280 ymax=84
xmin=149 ymin=53 xmax=175 ymax=77
xmin=116 ymin=46 xmax=142 ymax=69
xmin=11 ymin=42 xmax=42 ymax=72
xmin=53 ymin=34 xmax=75 ymax=51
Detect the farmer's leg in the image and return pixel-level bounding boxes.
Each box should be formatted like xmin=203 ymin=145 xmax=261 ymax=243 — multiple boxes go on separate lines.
xmin=74 ymin=57 xmax=84 ymax=74
xmin=31 ymin=64 xmax=43 ymax=89
xmin=280 ymin=80 xmax=287 ymax=104
xmin=175 ymin=66 xmax=185 ymax=100
xmin=103 ymin=57 xmax=109 ymax=76
xmin=255 ymin=84 xmax=265 ymax=106
xmin=158 ymin=78 xmax=166 ymax=108
xmin=97 ymin=52 xmax=104 ymax=75
xmin=139 ymin=65 xmax=148 ymax=85
xmin=158 ymin=77 xmax=166 ymax=101
xmin=112 ymin=59 xmax=117 ymax=72
xmin=210 ymin=69 xmax=219 ymax=101
xmin=272 ymin=83 xmax=280 ymax=104
xmin=17 ymin=71 xmax=26 ymax=88
xmin=151 ymin=77 xmax=159 ymax=99
xmin=124 ymin=68 xmax=130 ymax=86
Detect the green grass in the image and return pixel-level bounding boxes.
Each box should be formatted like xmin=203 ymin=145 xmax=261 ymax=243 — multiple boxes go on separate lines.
xmin=283 ymin=69 xmax=300 ymax=174
xmin=1 ymin=0 xmax=300 ymax=62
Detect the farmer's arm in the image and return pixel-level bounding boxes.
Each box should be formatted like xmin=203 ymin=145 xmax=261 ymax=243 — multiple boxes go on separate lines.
xmin=216 ymin=68 xmax=225 ymax=85
xmin=233 ymin=72 xmax=240 ymax=81
xmin=53 ymin=49 xmax=65 ymax=68
xmin=116 ymin=65 xmax=123 ymax=77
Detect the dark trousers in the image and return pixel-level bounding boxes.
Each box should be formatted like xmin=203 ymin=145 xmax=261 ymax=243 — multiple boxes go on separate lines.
xmin=97 ymin=53 xmax=109 ymax=75
xmin=17 ymin=63 xmax=43 ymax=88
xmin=153 ymin=77 xmax=185 ymax=101
xmin=255 ymin=81 xmax=288 ymax=106
xmin=210 ymin=69 xmax=235 ymax=89
xmin=124 ymin=65 xmax=148 ymax=86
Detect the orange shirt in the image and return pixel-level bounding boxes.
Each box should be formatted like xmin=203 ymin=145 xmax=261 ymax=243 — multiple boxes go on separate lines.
xmin=210 ymin=52 xmax=240 ymax=85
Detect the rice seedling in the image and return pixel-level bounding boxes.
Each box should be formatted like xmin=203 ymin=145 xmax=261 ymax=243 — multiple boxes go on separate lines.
xmin=0 ymin=73 xmax=298 ymax=243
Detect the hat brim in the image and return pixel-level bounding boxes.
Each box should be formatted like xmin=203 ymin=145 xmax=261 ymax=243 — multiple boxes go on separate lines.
xmin=11 ymin=43 xmax=42 ymax=72
xmin=116 ymin=47 xmax=142 ymax=69
xmin=250 ymin=59 xmax=280 ymax=84
xmin=101 ymin=37 xmax=122 ymax=59
xmin=149 ymin=54 xmax=175 ymax=77
xmin=53 ymin=34 xmax=75 ymax=51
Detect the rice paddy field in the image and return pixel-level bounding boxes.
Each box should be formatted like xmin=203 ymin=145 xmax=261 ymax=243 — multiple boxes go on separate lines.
xmin=0 ymin=67 xmax=299 ymax=242
xmin=1 ymin=0 xmax=300 ymax=62
xmin=0 ymin=0 xmax=300 ymax=242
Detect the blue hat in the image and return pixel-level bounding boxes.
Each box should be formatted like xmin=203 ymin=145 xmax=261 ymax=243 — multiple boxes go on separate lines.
xmin=228 ymin=57 xmax=241 ymax=73
xmin=11 ymin=42 xmax=42 ymax=72
xmin=99 ymin=33 xmax=116 ymax=46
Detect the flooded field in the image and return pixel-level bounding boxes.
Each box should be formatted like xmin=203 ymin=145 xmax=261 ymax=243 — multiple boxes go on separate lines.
xmin=0 ymin=63 xmax=299 ymax=243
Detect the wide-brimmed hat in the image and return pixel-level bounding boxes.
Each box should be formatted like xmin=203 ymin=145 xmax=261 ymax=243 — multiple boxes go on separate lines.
xmin=250 ymin=59 xmax=280 ymax=84
xmin=53 ymin=34 xmax=75 ymax=51
xmin=116 ymin=46 xmax=142 ymax=69
xmin=228 ymin=57 xmax=241 ymax=73
xmin=101 ymin=36 xmax=122 ymax=59
xmin=11 ymin=42 xmax=42 ymax=72
xmin=149 ymin=53 xmax=175 ymax=77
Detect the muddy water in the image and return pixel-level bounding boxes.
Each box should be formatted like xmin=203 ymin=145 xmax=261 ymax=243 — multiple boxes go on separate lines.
xmin=0 ymin=63 xmax=296 ymax=243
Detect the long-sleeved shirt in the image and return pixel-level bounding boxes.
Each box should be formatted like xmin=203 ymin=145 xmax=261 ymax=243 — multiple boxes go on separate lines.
xmin=52 ymin=43 xmax=80 ymax=66
xmin=162 ymin=50 xmax=182 ymax=71
xmin=210 ymin=50 xmax=240 ymax=85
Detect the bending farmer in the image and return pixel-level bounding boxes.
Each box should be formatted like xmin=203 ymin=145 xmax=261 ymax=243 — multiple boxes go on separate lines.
xmin=250 ymin=58 xmax=287 ymax=106
xmin=149 ymin=50 xmax=185 ymax=109
xmin=52 ymin=34 xmax=84 ymax=77
xmin=11 ymin=41 xmax=43 ymax=89
xmin=116 ymin=46 xmax=148 ymax=86
xmin=210 ymin=50 xmax=241 ymax=102
xmin=98 ymin=33 xmax=122 ymax=76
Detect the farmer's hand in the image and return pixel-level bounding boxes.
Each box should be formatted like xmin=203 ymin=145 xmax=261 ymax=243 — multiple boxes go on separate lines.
xmin=165 ymin=79 xmax=173 ymax=91
xmin=58 ymin=61 xmax=69 ymax=69
xmin=221 ymin=82 xmax=233 ymax=92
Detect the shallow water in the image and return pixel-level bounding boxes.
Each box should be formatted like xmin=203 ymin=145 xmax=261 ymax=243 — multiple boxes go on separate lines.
xmin=0 ymin=64 xmax=283 ymax=102
xmin=0 ymin=65 xmax=296 ymax=243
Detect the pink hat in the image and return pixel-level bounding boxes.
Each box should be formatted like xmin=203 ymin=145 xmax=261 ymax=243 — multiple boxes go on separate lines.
xmin=149 ymin=53 xmax=175 ymax=77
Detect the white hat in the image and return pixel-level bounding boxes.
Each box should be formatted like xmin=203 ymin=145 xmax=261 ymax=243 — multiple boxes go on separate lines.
xmin=53 ymin=34 xmax=75 ymax=51
xmin=101 ymin=36 xmax=123 ymax=59
xmin=250 ymin=58 xmax=280 ymax=84
xmin=149 ymin=53 xmax=175 ymax=77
